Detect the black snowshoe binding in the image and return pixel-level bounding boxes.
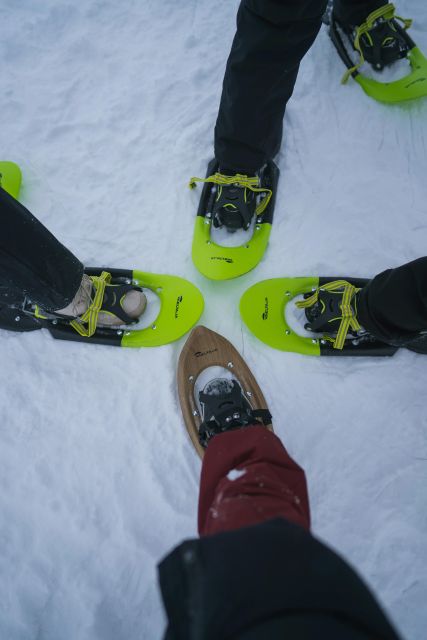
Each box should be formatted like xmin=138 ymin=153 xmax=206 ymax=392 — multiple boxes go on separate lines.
xmin=211 ymin=173 xmax=258 ymax=232
xmin=328 ymin=3 xmax=414 ymax=82
xmin=332 ymin=5 xmax=412 ymax=73
xmin=190 ymin=163 xmax=274 ymax=233
xmin=198 ymin=377 xmax=272 ymax=448
xmin=297 ymin=278 xmax=395 ymax=355
xmin=0 ymin=268 xmax=144 ymax=346
xmin=302 ymin=282 xmax=361 ymax=337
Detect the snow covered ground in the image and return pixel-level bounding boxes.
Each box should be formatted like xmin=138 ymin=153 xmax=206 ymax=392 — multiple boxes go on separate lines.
xmin=1 ymin=1 xmax=427 ymax=638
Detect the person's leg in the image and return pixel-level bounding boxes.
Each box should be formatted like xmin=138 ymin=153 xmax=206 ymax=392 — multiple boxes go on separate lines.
xmin=214 ymin=0 xmax=328 ymax=174
xmin=0 ymin=187 xmax=83 ymax=311
xmin=198 ymin=425 xmax=310 ymax=536
xmin=358 ymin=257 xmax=427 ymax=343
xmin=333 ymin=0 xmax=388 ymax=26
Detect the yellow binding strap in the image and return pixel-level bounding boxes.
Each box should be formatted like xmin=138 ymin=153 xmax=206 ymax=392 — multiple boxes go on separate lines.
xmin=70 ymin=271 xmax=111 ymax=338
xmin=296 ymin=280 xmax=361 ymax=350
xmin=189 ymin=172 xmax=273 ymax=216
xmin=342 ymin=3 xmax=412 ymax=84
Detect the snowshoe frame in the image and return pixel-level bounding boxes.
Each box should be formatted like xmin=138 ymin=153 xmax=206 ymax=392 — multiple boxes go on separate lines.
xmin=192 ymin=159 xmax=280 ymax=280
xmin=177 ymin=325 xmax=273 ymax=458
xmin=240 ymin=277 xmax=398 ymax=356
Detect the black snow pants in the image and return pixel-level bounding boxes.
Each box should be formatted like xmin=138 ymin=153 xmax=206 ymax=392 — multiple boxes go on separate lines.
xmin=215 ymin=0 xmax=388 ymax=173
xmin=0 ymin=187 xmax=83 ymax=312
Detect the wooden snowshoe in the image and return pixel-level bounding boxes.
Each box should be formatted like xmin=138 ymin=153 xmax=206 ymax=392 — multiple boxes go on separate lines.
xmin=177 ymin=325 xmax=273 ymax=458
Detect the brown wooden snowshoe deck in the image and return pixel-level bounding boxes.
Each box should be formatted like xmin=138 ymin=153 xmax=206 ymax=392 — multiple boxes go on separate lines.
xmin=177 ymin=325 xmax=273 ymax=458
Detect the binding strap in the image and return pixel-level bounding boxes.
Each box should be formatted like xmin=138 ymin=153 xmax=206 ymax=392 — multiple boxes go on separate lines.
xmin=70 ymin=271 xmax=112 ymax=337
xmin=189 ymin=172 xmax=272 ymax=216
xmin=342 ymin=3 xmax=412 ymax=84
xmin=296 ymin=280 xmax=360 ymax=350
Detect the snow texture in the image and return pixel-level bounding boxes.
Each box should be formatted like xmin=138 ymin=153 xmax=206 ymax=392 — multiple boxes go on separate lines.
xmin=227 ymin=468 xmax=247 ymax=481
xmin=1 ymin=1 xmax=427 ymax=638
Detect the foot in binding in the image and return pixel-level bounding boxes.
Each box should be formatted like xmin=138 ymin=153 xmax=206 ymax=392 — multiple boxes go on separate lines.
xmin=297 ymin=280 xmax=367 ymax=350
xmin=297 ymin=279 xmax=427 ymax=354
xmin=34 ymin=272 xmax=147 ymax=337
xmin=333 ymin=3 xmax=412 ymax=79
xmin=189 ymin=167 xmax=273 ymax=233
xmin=198 ymin=377 xmax=272 ymax=448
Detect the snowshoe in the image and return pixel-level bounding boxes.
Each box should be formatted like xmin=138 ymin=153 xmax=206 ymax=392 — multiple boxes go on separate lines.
xmin=177 ymin=325 xmax=273 ymax=458
xmin=0 ymin=161 xmax=21 ymax=199
xmin=240 ymin=277 xmax=399 ymax=356
xmin=324 ymin=2 xmax=427 ymax=103
xmin=1 ymin=267 xmax=204 ymax=347
xmin=0 ymin=161 xmax=204 ymax=347
xmin=189 ymin=159 xmax=279 ymax=280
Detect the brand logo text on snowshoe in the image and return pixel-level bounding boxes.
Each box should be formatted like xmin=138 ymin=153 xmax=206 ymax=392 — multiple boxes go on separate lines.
xmin=210 ymin=256 xmax=233 ymax=264
xmin=262 ymin=297 xmax=269 ymax=320
xmin=194 ymin=348 xmax=218 ymax=358
xmin=405 ymin=76 xmax=427 ymax=88
xmin=175 ymin=296 xmax=183 ymax=319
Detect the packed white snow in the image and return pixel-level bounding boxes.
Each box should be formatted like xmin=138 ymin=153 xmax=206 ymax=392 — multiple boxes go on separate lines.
xmin=1 ymin=1 xmax=427 ymax=639
xmin=227 ymin=469 xmax=247 ymax=481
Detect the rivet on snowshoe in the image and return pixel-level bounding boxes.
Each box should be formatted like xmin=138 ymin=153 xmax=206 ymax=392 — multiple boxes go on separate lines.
xmin=233 ymin=412 xmax=240 ymax=420
xmin=285 ymin=291 xmax=291 ymax=297
xmin=15 ymin=316 xmax=20 ymax=322
xmin=151 ymin=324 xmax=157 ymax=330
xmin=285 ymin=329 xmax=291 ymax=335
xmin=117 ymin=330 xmax=123 ymax=336
xmin=227 ymin=361 xmax=234 ymax=368
xmin=193 ymin=409 xmax=199 ymax=417
xmin=246 ymin=390 xmax=252 ymax=397
xmin=188 ymin=375 xmax=194 ymax=382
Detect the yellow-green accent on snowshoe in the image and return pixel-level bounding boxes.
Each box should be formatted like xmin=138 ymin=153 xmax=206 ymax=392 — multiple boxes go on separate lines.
xmin=239 ymin=277 xmax=321 ymax=355
xmin=192 ymin=216 xmax=272 ymax=281
xmin=0 ymin=161 xmax=22 ymax=199
xmin=355 ymin=47 xmax=427 ymax=103
xmin=121 ymin=271 xmax=204 ymax=347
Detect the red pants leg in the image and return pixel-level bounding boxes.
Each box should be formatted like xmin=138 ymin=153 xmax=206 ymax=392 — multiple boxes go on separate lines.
xmin=198 ymin=425 xmax=310 ymax=536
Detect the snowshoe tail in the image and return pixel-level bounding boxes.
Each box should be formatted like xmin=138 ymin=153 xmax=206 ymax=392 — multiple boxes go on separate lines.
xmin=240 ymin=277 xmax=398 ymax=357
xmin=177 ymin=325 xmax=273 ymax=458
xmin=0 ymin=161 xmax=22 ymax=199
xmin=191 ymin=159 xmax=280 ymax=280
xmin=0 ymin=304 xmax=43 ymax=332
